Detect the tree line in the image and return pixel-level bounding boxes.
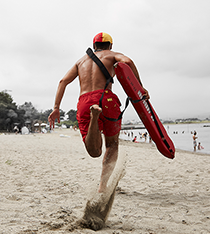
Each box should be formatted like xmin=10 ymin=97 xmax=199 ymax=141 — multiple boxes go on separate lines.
xmin=0 ymin=91 xmax=78 ymax=132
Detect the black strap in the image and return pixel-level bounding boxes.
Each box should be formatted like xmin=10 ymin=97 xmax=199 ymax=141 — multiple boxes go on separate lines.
xmin=86 ymin=47 xmax=145 ymax=122
xmin=86 ymin=48 xmax=114 ymax=83
xmin=147 ymin=101 xmax=174 ymax=155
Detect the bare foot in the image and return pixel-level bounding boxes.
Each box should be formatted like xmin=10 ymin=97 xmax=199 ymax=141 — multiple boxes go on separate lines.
xmin=90 ymin=104 xmax=102 ymax=119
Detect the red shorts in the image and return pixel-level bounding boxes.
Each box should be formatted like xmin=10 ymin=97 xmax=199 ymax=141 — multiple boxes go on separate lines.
xmin=76 ymin=89 xmax=122 ymax=142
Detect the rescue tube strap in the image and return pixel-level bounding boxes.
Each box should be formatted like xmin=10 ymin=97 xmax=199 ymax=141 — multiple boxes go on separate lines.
xmin=147 ymin=101 xmax=174 ymax=155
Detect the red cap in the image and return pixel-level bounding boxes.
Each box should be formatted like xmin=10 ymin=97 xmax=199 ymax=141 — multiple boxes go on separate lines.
xmin=93 ymin=32 xmax=113 ymax=44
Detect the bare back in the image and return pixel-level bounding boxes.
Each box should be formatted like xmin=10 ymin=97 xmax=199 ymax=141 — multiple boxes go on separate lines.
xmin=76 ymin=50 xmax=122 ymax=96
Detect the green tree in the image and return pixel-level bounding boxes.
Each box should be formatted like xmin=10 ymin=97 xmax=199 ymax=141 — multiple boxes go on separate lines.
xmin=18 ymin=102 xmax=39 ymax=121
xmin=0 ymin=91 xmax=78 ymax=131
xmin=66 ymin=109 xmax=77 ymax=122
xmin=59 ymin=109 xmax=65 ymax=121
xmin=38 ymin=109 xmax=53 ymax=122
xmin=17 ymin=102 xmax=40 ymax=131
xmin=0 ymin=91 xmax=18 ymax=131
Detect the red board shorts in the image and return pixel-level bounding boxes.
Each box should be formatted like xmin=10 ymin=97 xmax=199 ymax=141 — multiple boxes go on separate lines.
xmin=76 ymin=89 xmax=122 ymax=142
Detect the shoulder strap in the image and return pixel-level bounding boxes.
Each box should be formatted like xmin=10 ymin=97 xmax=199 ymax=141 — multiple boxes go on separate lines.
xmin=86 ymin=47 xmax=145 ymax=122
xmin=86 ymin=48 xmax=114 ymax=83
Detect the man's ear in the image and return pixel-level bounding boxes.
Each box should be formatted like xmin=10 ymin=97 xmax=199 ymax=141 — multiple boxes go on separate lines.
xmin=110 ymin=44 xmax=112 ymax=50
xmin=93 ymin=43 xmax=96 ymax=50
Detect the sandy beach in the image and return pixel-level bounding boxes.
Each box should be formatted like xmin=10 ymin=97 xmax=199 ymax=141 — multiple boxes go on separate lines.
xmin=1 ymin=129 xmax=210 ymax=234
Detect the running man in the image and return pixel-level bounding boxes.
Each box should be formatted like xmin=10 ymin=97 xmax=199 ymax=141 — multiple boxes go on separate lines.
xmin=48 ymin=32 xmax=149 ymax=192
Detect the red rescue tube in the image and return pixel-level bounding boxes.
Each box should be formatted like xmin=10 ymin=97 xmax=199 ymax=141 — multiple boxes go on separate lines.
xmin=114 ymin=62 xmax=175 ymax=159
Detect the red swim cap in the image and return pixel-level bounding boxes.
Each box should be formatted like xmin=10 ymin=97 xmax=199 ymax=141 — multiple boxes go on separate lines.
xmin=93 ymin=32 xmax=113 ymax=44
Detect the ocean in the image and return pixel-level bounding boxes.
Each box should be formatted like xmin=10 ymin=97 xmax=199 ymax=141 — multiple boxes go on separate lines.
xmin=120 ymin=123 xmax=210 ymax=155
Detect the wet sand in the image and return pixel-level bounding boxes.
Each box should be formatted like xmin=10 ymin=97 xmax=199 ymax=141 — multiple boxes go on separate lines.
xmin=0 ymin=129 xmax=210 ymax=233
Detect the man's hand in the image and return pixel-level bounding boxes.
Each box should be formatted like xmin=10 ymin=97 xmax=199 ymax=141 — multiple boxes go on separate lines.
xmin=143 ymin=88 xmax=150 ymax=100
xmin=48 ymin=109 xmax=60 ymax=129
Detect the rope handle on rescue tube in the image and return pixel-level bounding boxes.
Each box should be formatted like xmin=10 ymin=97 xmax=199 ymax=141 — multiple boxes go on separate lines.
xmin=146 ymin=100 xmax=174 ymax=156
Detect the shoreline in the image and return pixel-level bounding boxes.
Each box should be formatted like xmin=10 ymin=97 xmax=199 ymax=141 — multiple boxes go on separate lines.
xmin=119 ymin=138 xmax=210 ymax=157
xmin=121 ymin=120 xmax=210 ymax=128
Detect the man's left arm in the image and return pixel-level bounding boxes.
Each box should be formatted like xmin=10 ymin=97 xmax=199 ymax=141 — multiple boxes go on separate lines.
xmin=115 ymin=53 xmax=150 ymax=100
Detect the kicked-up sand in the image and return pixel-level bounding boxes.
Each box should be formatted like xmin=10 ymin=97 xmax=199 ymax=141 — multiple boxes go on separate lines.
xmin=0 ymin=129 xmax=210 ymax=234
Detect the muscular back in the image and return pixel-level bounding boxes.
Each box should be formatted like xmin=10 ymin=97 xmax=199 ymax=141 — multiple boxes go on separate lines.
xmin=52 ymin=48 xmax=143 ymax=110
xmin=76 ymin=50 xmax=123 ymax=96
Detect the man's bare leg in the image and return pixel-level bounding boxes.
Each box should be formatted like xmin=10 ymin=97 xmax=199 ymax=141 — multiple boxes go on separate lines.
xmin=85 ymin=104 xmax=103 ymax=157
xmin=98 ymin=133 xmax=119 ymax=193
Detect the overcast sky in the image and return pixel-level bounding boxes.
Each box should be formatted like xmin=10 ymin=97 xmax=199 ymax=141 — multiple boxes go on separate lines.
xmin=1 ymin=0 xmax=210 ymax=122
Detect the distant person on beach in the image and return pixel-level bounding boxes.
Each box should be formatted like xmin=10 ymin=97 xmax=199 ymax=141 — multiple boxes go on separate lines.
xmin=149 ymin=135 xmax=152 ymax=143
xmin=13 ymin=126 xmax=19 ymax=134
xmin=132 ymin=136 xmax=137 ymax=142
xmin=48 ymin=32 xmax=149 ymax=193
xmin=198 ymin=142 xmax=204 ymax=150
xmin=143 ymin=132 xmax=147 ymax=142
xmin=193 ymin=131 xmax=197 ymax=151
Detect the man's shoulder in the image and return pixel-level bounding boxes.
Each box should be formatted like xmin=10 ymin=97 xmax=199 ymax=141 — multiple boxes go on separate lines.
xmin=107 ymin=50 xmax=123 ymax=55
xmin=76 ymin=54 xmax=89 ymax=65
xmin=76 ymin=50 xmax=124 ymax=64
xmin=101 ymin=50 xmax=124 ymax=60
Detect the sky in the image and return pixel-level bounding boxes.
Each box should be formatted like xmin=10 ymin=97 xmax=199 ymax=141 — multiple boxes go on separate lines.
xmin=1 ymin=0 xmax=210 ymax=122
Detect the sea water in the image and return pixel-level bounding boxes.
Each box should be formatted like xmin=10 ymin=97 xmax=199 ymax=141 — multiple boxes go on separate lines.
xmin=120 ymin=123 xmax=210 ymax=155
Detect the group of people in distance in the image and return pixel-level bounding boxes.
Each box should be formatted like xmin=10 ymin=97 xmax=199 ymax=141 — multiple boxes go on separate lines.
xmin=193 ymin=131 xmax=204 ymax=151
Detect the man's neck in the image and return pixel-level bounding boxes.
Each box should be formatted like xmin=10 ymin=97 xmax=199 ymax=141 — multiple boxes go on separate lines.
xmin=94 ymin=49 xmax=104 ymax=52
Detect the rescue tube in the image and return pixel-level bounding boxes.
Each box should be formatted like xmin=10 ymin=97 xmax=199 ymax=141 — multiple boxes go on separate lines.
xmin=114 ymin=62 xmax=175 ymax=159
